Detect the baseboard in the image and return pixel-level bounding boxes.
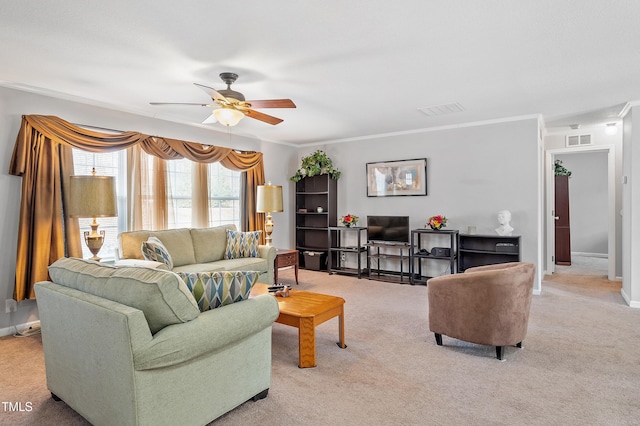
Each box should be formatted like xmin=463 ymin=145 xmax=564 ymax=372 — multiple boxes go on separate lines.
xmin=620 ymin=288 xmax=640 ymax=308
xmin=0 ymin=320 xmax=41 ymax=338
xmin=571 ymin=252 xmax=608 ymax=258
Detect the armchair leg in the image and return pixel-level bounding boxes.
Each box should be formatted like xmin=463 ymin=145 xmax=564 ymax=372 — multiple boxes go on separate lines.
xmin=496 ymin=346 xmax=503 ymax=360
xmin=516 ymin=342 xmax=522 ymax=348
xmin=434 ymin=333 xmax=442 ymax=346
xmin=251 ymin=389 xmax=269 ymax=402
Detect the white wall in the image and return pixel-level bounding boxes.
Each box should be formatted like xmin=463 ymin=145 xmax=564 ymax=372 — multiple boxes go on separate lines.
xmin=261 ymin=140 xmax=298 ymax=249
xmin=622 ymin=106 xmax=640 ymax=307
xmin=296 ymin=117 xmax=541 ymax=289
xmin=556 ymin=152 xmax=608 ymax=255
xmin=0 ymin=86 xmax=297 ymax=334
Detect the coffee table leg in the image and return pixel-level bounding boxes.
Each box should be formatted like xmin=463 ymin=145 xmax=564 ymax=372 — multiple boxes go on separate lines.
xmin=298 ymin=317 xmax=316 ymax=368
xmin=337 ymin=307 xmax=346 ymax=349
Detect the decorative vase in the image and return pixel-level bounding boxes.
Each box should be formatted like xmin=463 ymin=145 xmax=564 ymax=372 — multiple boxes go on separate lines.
xmin=345 ymin=223 xmax=352 ymax=228
xmin=430 ymin=225 xmax=442 ymax=231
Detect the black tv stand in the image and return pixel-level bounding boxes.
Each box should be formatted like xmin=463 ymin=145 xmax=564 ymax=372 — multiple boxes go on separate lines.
xmin=366 ymin=242 xmax=412 ymax=283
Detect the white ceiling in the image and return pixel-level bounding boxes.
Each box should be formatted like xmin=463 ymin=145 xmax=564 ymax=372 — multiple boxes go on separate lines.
xmin=2 ymin=1 xmax=639 ymax=146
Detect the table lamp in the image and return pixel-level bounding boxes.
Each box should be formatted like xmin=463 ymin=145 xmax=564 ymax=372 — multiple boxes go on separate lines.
xmin=68 ymin=168 xmax=118 ymax=261
xmin=256 ymin=181 xmax=283 ymax=246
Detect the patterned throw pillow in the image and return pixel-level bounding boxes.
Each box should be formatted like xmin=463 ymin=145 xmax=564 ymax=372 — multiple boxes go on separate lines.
xmin=141 ymin=236 xmax=174 ymax=269
xmin=224 ymin=229 xmax=262 ymax=259
xmin=177 ymin=271 xmax=260 ymax=311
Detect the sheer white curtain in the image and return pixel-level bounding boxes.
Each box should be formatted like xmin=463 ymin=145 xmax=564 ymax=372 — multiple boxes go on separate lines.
xmin=127 ymin=145 xmax=170 ymax=230
xmin=126 ymin=146 xmax=237 ymax=231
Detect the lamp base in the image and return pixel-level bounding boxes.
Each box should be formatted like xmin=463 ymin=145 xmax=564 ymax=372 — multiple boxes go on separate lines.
xmin=84 ymin=227 xmax=105 ymax=262
xmin=264 ymin=213 xmax=274 ymax=247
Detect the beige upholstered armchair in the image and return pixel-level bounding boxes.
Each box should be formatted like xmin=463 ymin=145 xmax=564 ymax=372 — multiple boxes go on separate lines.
xmin=427 ymin=262 xmax=535 ymax=360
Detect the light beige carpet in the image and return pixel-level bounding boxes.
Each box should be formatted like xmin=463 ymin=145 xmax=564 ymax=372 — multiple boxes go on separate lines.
xmin=1 ymin=268 xmax=638 ymax=426
xmin=553 ymin=254 xmax=609 ymax=277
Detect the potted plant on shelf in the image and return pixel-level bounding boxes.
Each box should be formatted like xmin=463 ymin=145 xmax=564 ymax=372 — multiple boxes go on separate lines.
xmin=290 ymin=150 xmax=341 ymax=182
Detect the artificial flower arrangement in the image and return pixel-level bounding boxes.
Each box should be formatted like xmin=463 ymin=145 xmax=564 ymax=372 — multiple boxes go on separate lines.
xmin=290 ymin=150 xmax=341 ymax=183
xmin=340 ymin=214 xmax=359 ymax=227
xmin=427 ymin=215 xmax=447 ymax=230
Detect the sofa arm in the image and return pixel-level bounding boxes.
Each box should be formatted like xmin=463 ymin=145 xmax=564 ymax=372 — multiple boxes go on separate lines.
xmin=35 ymin=282 xmax=154 ymax=423
xmin=258 ymin=245 xmax=277 ymax=284
xmin=133 ymin=294 xmax=279 ymax=370
xmin=258 ymin=244 xmax=277 ymax=262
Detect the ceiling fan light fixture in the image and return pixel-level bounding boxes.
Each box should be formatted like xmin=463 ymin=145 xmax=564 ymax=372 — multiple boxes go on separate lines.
xmin=213 ymin=108 xmax=245 ymax=127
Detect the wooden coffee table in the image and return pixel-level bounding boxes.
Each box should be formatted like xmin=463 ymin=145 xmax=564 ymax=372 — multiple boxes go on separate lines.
xmin=252 ymin=283 xmax=346 ymax=368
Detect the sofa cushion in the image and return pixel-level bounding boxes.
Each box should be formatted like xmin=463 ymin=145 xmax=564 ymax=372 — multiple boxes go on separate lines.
xmin=224 ymin=229 xmax=262 ymax=259
xmin=114 ymin=259 xmax=170 ymax=270
xmin=151 ymin=229 xmax=196 ymax=267
xmin=190 ymin=225 xmax=237 ymax=264
xmin=177 ymin=271 xmax=260 ymax=311
xmin=48 ymin=257 xmax=200 ymax=334
xmin=141 ymin=236 xmax=174 ymax=269
xmin=119 ymin=230 xmax=152 ymax=260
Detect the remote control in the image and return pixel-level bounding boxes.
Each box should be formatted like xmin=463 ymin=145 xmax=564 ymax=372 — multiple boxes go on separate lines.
xmin=268 ymin=285 xmax=285 ymax=291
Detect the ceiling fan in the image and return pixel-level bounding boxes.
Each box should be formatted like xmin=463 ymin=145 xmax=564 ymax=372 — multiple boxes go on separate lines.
xmin=150 ymin=72 xmax=296 ymax=126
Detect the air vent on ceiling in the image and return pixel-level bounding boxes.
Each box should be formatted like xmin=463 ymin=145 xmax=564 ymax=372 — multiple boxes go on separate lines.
xmin=566 ymin=134 xmax=592 ymax=147
xmin=418 ymin=102 xmax=465 ymax=117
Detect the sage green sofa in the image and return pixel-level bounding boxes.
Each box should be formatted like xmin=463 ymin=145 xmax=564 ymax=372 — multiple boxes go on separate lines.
xmin=35 ymin=257 xmax=280 ymax=426
xmin=117 ymin=224 xmax=276 ymax=285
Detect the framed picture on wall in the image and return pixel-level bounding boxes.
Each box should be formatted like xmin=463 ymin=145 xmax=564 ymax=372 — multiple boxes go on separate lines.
xmin=366 ymin=158 xmax=427 ymax=197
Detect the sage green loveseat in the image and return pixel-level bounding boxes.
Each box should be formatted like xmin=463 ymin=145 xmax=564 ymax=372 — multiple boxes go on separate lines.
xmin=35 ymin=257 xmax=280 ymax=426
xmin=117 ymin=224 xmax=276 ymax=285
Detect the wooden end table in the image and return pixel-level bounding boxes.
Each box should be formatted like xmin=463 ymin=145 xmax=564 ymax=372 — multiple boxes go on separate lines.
xmin=252 ymin=283 xmax=346 ymax=368
xmin=274 ymin=249 xmax=299 ymax=285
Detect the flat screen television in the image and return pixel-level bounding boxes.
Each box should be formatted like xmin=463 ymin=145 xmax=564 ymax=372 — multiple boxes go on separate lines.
xmin=366 ymin=215 xmax=410 ymax=244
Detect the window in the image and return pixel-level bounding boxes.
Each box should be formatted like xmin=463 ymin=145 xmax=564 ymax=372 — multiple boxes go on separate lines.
xmin=71 ymin=149 xmax=241 ymax=259
xmin=166 ymin=158 xmax=194 ymax=229
xmin=208 ymin=162 xmax=241 ymax=228
xmin=165 ymin=159 xmax=241 ymax=229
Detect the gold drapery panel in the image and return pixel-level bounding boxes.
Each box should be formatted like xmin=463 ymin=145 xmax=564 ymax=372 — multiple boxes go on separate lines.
xmin=8 ymin=115 xmax=265 ymax=301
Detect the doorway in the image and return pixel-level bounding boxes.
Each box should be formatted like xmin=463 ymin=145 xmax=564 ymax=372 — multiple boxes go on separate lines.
xmin=545 ymin=145 xmax=616 ymax=281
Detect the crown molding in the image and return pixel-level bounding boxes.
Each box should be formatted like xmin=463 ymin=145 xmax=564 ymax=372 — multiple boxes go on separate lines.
xmin=302 ymin=114 xmax=542 ymax=147
xmin=619 ymin=101 xmax=640 ymax=118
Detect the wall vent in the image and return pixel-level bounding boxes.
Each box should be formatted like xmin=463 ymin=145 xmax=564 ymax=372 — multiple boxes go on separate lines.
xmin=565 ymin=134 xmax=592 ymax=147
xmin=418 ymin=102 xmax=465 ymax=117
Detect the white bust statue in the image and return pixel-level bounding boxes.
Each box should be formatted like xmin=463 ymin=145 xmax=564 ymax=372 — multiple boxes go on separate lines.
xmin=495 ymin=210 xmax=514 ymax=236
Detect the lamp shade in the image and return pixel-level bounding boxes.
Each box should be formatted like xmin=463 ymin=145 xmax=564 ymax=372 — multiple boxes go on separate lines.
xmin=68 ymin=175 xmax=118 ymax=218
xmin=213 ymin=108 xmax=245 ymax=127
xmin=256 ymin=183 xmax=283 ymax=213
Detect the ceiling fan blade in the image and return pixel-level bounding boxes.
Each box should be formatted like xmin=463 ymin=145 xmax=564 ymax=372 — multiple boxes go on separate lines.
xmin=150 ymin=102 xmax=212 ymax=106
xmin=245 ymin=99 xmax=296 ymax=109
xmin=202 ymin=113 xmax=217 ymax=124
xmin=245 ymin=108 xmax=284 ymax=125
xmin=194 ymin=83 xmax=227 ymax=102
